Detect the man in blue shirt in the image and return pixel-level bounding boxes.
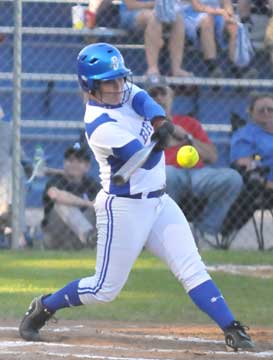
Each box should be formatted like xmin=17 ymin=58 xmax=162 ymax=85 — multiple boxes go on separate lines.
xmin=231 ymin=92 xmax=273 ymax=190
xmin=224 ymin=92 xmax=273 ymax=242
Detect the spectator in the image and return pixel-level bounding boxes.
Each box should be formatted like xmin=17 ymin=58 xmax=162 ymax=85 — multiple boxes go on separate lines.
xmin=85 ymin=0 xmax=112 ymax=28
xmin=41 ymin=143 xmax=100 ymax=250
xmin=221 ymin=92 xmax=273 ymax=240
xmin=148 ymin=84 xmax=243 ymax=247
xmin=0 ymin=105 xmax=28 ymax=248
xmin=230 ymin=92 xmax=273 ymax=197
xmin=119 ymin=0 xmax=193 ymax=83
xmin=179 ymin=0 xmax=242 ymax=77
xmin=238 ymin=0 xmax=272 ymax=37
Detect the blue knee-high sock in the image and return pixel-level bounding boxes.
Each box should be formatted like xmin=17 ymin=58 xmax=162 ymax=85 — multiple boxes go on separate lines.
xmin=42 ymin=279 xmax=82 ymax=312
xmin=189 ymin=279 xmax=234 ymax=330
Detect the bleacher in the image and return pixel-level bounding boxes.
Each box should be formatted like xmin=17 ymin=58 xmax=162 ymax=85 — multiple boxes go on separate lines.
xmin=1 ymin=0 xmax=273 ymax=210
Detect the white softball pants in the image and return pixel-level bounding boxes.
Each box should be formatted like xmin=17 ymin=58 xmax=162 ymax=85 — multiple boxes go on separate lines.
xmin=78 ymin=190 xmax=211 ymax=304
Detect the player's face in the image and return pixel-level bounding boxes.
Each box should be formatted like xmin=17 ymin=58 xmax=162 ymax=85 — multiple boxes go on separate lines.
xmin=97 ymin=78 xmax=125 ymax=105
xmin=252 ymin=97 xmax=273 ymax=127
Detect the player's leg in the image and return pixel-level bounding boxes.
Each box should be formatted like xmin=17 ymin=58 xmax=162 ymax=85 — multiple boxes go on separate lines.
xmin=19 ymin=192 xmax=154 ymax=340
xmin=189 ymin=167 xmax=243 ymax=236
xmin=145 ymin=194 xmax=254 ymax=350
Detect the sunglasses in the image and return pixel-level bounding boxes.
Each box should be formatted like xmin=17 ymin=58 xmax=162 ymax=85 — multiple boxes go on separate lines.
xmin=256 ymin=106 xmax=273 ymax=114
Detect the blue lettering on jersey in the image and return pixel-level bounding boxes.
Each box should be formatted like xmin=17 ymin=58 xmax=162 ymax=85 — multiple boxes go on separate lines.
xmin=139 ymin=121 xmax=153 ymax=143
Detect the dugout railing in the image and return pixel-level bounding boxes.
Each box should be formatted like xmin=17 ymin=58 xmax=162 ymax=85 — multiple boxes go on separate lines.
xmin=1 ymin=0 xmax=273 ymax=249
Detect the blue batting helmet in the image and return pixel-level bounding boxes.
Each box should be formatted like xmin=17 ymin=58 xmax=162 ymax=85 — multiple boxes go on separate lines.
xmin=77 ymin=43 xmax=132 ymax=92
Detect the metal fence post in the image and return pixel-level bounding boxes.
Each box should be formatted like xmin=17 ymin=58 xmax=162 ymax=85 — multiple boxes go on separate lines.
xmin=11 ymin=0 xmax=22 ymax=249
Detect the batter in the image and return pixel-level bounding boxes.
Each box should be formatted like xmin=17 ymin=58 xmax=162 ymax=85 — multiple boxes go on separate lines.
xmin=19 ymin=43 xmax=254 ymax=352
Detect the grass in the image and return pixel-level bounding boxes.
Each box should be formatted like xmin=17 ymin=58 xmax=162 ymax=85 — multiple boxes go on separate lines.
xmin=0 ymin=249 xmax=272 ymax=326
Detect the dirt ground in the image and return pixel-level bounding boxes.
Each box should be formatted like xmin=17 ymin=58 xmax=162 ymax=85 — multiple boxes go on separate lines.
xmin=0 ymin=320 xmax=272 ymax=360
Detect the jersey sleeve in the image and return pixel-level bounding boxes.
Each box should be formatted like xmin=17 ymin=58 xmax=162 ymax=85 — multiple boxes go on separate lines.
xmin=129 ymin=84 xmax=166 ymax=121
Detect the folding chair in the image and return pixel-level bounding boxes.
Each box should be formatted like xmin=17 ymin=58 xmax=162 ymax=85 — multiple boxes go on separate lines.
xmin=221 ymin=165 xmax=273 ymax=250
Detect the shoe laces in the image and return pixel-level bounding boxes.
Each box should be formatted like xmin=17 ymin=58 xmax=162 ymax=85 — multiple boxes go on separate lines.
xmin=229 ymin=320 xmax=249 ymax=333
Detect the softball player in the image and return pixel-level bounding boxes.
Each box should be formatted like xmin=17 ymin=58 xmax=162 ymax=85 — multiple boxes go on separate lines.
xmin=19 ymin=43 xmax=254 ymax=351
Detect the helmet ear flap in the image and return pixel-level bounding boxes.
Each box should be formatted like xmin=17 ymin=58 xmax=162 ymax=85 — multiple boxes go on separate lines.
xmin=89 ymin=80 xmax=100 ymax=95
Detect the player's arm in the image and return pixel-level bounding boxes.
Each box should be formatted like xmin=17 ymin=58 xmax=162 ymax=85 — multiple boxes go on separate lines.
xmin=130 ymin=88 xmax=166 ymax=122
xmin=47 ymin=187 xmax=94 ymax=208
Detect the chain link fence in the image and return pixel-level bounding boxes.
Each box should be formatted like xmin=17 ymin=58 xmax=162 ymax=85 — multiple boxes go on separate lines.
xmin=0 ymin=0 xmax=273 ymax=250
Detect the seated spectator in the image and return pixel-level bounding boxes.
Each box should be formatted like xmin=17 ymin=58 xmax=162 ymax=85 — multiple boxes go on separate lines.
xmin=119 ymin=0 xmax=193 ymax=83
xmin=148 ymin=84 xmax=243 ymax=247
xmin=179 ymin=0 xmax=243 ymax=77
xmin=85 ymin=0 xmax=112 ymax=28
xmin=228 ymin=92 xmax=273 ymax=220
xmin=41 ymin=143 xmax=101 ymax=250
xmin=238 ymin=0 xmax=272 ymax=39
xmin=0 ymin=105 xmax=28 ymax=249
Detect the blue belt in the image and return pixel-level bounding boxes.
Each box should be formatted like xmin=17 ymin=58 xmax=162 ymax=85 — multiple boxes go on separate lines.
xmin=115 ymin=188 xmax=165 ymax=199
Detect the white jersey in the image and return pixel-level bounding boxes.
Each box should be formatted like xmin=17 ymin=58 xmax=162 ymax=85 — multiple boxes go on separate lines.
xmin=84 ymin=84 xmax=166 ymax=196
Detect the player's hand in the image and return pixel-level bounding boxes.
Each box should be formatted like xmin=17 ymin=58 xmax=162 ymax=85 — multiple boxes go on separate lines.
xmin=151 ymin=121 xmax=175 ymax=151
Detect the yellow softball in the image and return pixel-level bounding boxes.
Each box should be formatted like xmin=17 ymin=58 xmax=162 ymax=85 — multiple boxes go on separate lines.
xmin=176 ymin=145 xmax=199 ymax=168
